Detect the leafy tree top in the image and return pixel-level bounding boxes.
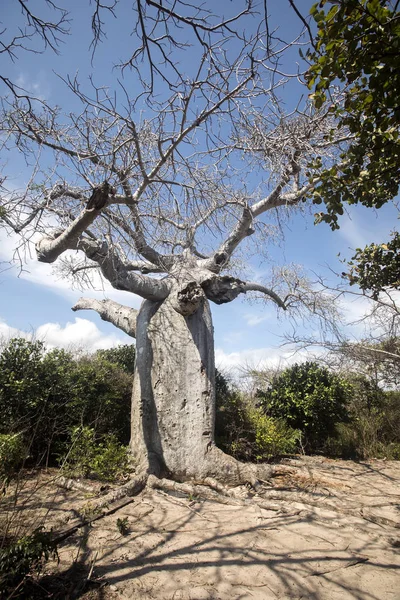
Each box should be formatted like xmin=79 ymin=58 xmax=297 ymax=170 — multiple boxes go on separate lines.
xmin=306 ymin=0 xmax=400 ymax=228
xmin=345 ymin=231 xmax=400 ymax=298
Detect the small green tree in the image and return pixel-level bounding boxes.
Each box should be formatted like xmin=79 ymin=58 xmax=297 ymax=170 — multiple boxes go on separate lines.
xmin=257 ymin=362 xmax=351 ymax=452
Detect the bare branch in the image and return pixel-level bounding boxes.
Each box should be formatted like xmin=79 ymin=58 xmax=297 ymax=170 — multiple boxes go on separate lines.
xmin=72 ymin=297 xmax=138 ymax=338
xmin=76 ymin=237 xmax=170 ymax=301
xmin=242 ymin=282 xmax=287 ymax=310
xmin=35 ymin=208 xmax=101 ymax=263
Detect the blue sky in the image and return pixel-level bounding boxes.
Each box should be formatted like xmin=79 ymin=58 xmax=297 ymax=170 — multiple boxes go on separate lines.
xmin=1 ymin=0 xmax=398 ymax=373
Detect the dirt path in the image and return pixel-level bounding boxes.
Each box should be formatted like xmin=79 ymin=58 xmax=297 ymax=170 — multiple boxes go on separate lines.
xmin=3 ymin=457 xmax=400 ymax=599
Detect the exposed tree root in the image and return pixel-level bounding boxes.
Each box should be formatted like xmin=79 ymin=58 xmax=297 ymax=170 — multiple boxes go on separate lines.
xmin=202 ymin=446 xmax=296 ymax=489
xmin=52 ymin=473 xmax=148 ymax=544
xmin=51 ymin=457 xmax=400 ymax=548
xmin=51 ymin=458 xmax=298 ymax=543
xmin=147 ymin=475 xmax=287 ymax=513
xmin=94 ymin=472 xmax=148 ymax=509
xmin=56 ymin=476 xmax=102 ymax=495
xmin=147 ymin=475 xmax=246 ymax=504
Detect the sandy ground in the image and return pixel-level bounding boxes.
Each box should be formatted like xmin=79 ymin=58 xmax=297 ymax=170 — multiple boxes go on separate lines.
xmin=2 ymin=457 xmax=400 ymax=599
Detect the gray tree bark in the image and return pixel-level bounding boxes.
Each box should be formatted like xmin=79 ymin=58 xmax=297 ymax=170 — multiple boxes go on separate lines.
xmin=131 ymin=294 xmax=216 ymax=479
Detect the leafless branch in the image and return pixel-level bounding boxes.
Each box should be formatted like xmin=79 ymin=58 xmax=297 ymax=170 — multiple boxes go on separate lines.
xmin=72 ymin=297 xmax=138 ymax=337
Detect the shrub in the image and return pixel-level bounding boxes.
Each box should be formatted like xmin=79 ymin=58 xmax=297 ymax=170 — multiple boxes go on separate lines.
xmin=0 ymin=434 xmax=26 ymax=486
xmin=61 ymin=426 xmax=97 ymax=478
xmin=257 ymin=362 xmax=351 ymax=452
xmin=0 ymin=339 xmax=133 ymax=468
xmin=324 ymin=382 xmax=400 ymax=460
xmin=215 ymin=374 xmax=299 ymax=461
xmin=91 ymin=434 xmax=130 ymax=481
xmin=0 ymin=527 xmax=58 ymax=596
xmin=380 ymin=390 xmax=400 ymax=447
xmin=65 ymin=355 xmax=133 ymax=445
xmin=0 ymin=339 xmax=47 ymax=434
xmin=96 ymin=344 xmax=136 ymax=374
xmin=243 ymin=407 xmax=300 ymax=461
xmin=61 ymin=426 xmax=130 ymax=482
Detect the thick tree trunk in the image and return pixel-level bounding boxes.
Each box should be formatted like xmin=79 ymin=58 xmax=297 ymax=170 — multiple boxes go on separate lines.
xmin=73 ymin=275 xmax=284 ymax=487
xmin=131 ymin=294 xmax=217 ymax=480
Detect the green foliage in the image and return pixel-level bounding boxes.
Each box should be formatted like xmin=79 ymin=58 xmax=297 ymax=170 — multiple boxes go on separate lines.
xmin=244 ymin=408 xmax=300 ymax=461
xmin=64 ymin=354 xmax=132 ymax=444
xmin=257 ymin=362 xmax=351 ymax=452
xmin=61 ymin=426 xmax=96 ymax=478
xmin=61 ymin=426 xmax=130 ymax=482
xmin=96 ymin=344 xmax=136 ymax=374
xmin=345 ymin=231 xmax=400 ymax=297
xmin=0 ymin=527 xmax=58 ymax=596
xmin=91 ymin=434 xmax=130 ymax=482
xmin=0 ymin=338 xmax=133 ymax=468
xmin=0 ymin=434 xmax=26 ymax=488
xmin=306 ymin=0 xmax=400 ymax=228
xmin=325 ymin=417 xmax=400 ymax=460
xmin=0 ymin=338 xmax=47 ymax=432
xmin=215 ymin=372 xmax=299 ymax=461
xmin=324 ymin=378 xmax=400 ymax=459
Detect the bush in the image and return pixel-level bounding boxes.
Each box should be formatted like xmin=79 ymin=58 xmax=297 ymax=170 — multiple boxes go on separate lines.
xmin=257 ymin=362 xmax=351 ymax=452
xmin=65 ymin=355 xmax=132 ymax=445
xmin=96 ymin=344 xmax=135 ymax=374
xmin=243 ymin=407 xmax=300 ymax=461
xmin=0 ymin=339 xmax=133 ymax=468
xmin=380 ymin=390 xmax=400 ymax=447
xmin=0 ymin=434 xmax=26 ymax=486
xmin=91 ymin=434 xmax=130 ymax=481
xmin=324 ymin=381 xmax=400 ymax=460
xmin=0 ymin=339 xmax=47 ymax=434
xmin=61 ymin=426 xmax=130 ymax=482
xmin=0 ymin=527 xmax=58 ymax=597
xmin=215 ymin=373 xmax=299 ymax=461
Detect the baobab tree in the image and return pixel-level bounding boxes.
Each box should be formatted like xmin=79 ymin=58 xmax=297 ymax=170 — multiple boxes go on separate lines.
xmin=0 ymin=1 xmax=349 ymax=490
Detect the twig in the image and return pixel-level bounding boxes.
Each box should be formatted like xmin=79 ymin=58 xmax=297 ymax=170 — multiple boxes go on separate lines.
xmin=308 ymin=557 xmax=369 ymax=577
xmin=156 ymin=489 xmax=218 ymax=523
xmin=87 ymin=550 xmax=98 ymax=581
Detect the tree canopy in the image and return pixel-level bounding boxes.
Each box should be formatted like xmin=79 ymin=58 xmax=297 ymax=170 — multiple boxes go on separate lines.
xmin=345 ymin=231 xmax=400 ymax=298
xmin=306 ymin=0 xmax=400 ymax=228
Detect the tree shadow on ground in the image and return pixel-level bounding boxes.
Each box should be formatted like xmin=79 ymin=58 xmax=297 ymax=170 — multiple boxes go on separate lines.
xmin=47 ymin=491 xmax=399 ymax=600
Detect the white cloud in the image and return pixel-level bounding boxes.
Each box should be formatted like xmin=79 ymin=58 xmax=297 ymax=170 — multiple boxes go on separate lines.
xmin=243 ymin=312 xmax=272 ymax=327
xmin=0 ymin=229 xmax=142 ymax=309
xmin=0 ymin=317 xmax=127 ymax=352
xmin=0 ymin=320 xmax=23 ymax=341
xmin=15 ymin=72 xmax=51 ymax=101
xmin=215 ymin=345 xmax=314 ymax=373
xmin=338 ymin=214 xmax=368 ymax=250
